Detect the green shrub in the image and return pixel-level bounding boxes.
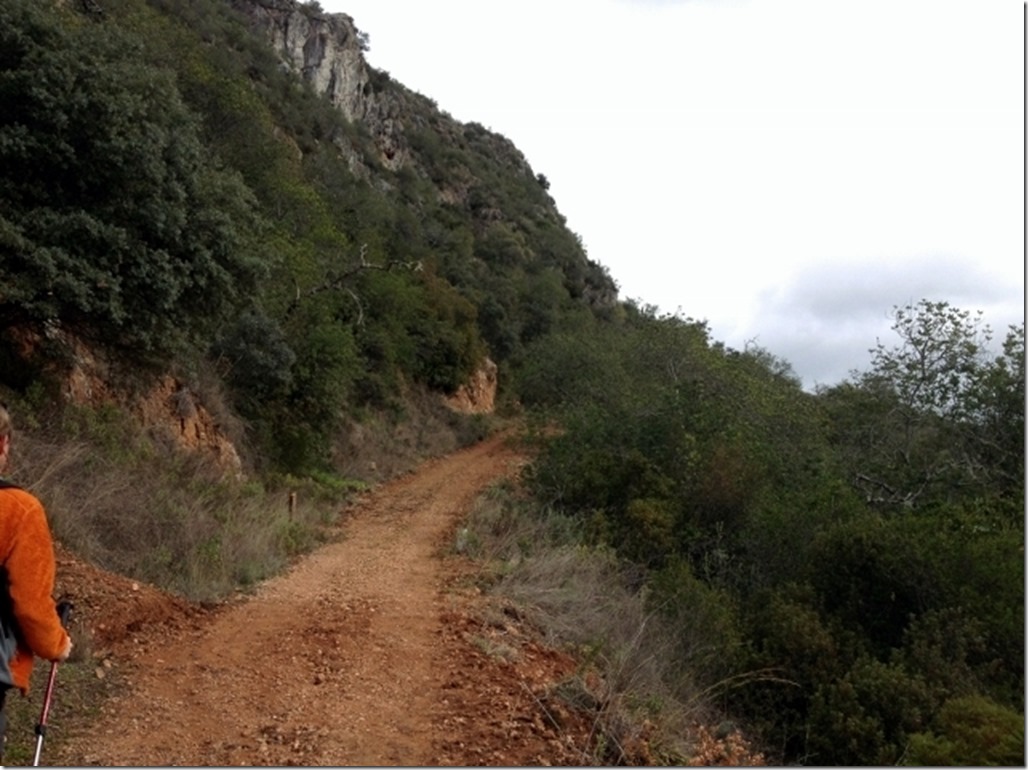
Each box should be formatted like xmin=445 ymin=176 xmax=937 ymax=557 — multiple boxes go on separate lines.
xmin=904 ymin=695 xmax=1024 ymax=766
xmin=0 ymin=0 xmax=262 ymax=357
xmin=807 ymin=656 xmax=933 ymax=765
xmin=213 ymin=311 xmax=296 ymax=407
xmin=621 ymin=498 xmax=676 ymax=567
xmin=808 ymin=516 xmax=938 ymax=653
xmin=732 ymin=584 xmax=849 ymax=762
xmin=646 ymin=559 xmax=744 ymax=691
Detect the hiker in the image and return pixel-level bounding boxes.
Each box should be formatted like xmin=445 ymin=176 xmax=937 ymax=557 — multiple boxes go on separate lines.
xmin=0 ymin=404 xmax=72 ymax=762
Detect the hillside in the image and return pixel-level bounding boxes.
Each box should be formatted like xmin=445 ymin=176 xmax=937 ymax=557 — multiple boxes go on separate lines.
xmin=1 ymin=0 xmax=1023 ymax=765
xmin=1 ymin=0 xmax=618 ymax=479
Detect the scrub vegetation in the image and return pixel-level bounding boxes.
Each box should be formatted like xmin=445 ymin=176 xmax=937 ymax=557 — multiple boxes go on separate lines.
xmin=0 ymin=0 xmax=1022 ymax=764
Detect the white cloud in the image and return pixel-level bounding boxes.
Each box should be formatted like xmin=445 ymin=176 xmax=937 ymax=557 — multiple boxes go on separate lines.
xmin=742 ymin=255 xmax=1025 ymax=389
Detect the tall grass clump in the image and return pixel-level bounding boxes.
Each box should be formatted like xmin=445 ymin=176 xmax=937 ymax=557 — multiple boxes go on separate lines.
xmin=456 ymin=478 xmax=581 ymax=564
xmin=461 ymin=484 xmax=765 ymax=765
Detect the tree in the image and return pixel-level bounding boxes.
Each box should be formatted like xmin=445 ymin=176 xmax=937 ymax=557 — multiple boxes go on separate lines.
xmin=869 ymin=300 xmax=991 ymax=418
xmin=821 ymin=300 xmax=1024 ymax=512
xmin=0 ymin=0 xmax=263 ymax=358
xmin=965 ymin=324 xmax=1025 ymax=501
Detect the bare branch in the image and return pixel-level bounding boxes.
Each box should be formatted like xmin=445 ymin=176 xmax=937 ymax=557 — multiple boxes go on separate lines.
xmin=284 ymin=243 xmax=422 ymax=318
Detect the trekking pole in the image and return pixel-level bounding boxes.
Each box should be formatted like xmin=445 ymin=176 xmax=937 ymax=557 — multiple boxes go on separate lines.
xmin=32 ymin=601 xmax=73 ymax=767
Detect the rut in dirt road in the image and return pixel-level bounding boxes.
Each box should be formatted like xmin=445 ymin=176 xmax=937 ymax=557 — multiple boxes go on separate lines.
xmin=56 ymin=435 xmax=526 ymax=767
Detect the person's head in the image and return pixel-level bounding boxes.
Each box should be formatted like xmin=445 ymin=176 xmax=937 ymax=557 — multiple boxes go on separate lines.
xmin=0 ymin=403 xmax=10 ymax=473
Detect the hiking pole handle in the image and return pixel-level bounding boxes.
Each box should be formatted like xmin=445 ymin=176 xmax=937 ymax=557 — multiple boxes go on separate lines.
xmin=32 ymin=601 xmax=73 ymax=766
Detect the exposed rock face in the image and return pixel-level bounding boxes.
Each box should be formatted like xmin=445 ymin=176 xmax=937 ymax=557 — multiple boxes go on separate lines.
xmin=135 ymin=377 xmax=244 ymax=479
xmin=236 ymin=0 xmax=369 ymax=122
xmin=445 ymin=358 xmax=499 ymax=415
xmin=10 ymin=327 xmax=243 ymax=477
xmin=232 ymin=0 xmax=411 ymax=170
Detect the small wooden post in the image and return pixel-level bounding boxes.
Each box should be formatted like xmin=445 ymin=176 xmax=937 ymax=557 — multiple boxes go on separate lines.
xmin=288 ymin=491 xmax=297 ymax=519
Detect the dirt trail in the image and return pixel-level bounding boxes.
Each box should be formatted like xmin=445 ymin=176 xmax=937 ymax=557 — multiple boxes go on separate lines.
xmin=47 ymin=434 xmax=596 ymax=766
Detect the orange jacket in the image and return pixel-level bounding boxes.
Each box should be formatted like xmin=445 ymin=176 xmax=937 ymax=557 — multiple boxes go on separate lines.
xmin=0 ymin=485 xmax=70 ymax=694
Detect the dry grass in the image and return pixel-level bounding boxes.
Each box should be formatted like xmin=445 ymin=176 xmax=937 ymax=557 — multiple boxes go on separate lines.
xmin=462 ymin=486 xmax=766 ymax=765
xmin=332 ymin=385 xmax=498 ymax=483
xmin=7 ymin=404 xmax=349 ymax=602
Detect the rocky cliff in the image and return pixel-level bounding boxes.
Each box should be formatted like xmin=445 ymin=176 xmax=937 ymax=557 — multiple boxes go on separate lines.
xmin=230 ymin=0 xmax=567 ymax=222
xmin=231 ymin=0 xmax=411 ymax=172
xmin=234 ymin=0 xmax=370 ymax=122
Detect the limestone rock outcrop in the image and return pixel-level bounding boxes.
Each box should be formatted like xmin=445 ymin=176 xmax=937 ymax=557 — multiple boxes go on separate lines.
xmin=232 ymin=0 xmax=411 ymax=170
xmin=445 ymin=358 xmax=499 ymax=415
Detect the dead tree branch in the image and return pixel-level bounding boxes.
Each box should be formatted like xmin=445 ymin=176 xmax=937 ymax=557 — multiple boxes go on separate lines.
xmin=285 ymin=244 xmax=422 ymax=321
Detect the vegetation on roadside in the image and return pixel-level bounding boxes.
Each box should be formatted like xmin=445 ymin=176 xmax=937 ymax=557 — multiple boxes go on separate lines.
xmin=3 ymin=395 xmax=346 ymax=600
xmin=460 ymin=481 xmax=767 ymax=765
xmin=0 ymin=0 xmax=1022 ymax=766
xmin=460 ymin=300 xmax=1024 ymax=766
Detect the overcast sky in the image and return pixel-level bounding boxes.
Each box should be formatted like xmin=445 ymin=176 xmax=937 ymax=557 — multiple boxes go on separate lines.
xmin=321 ymin=0 xmax=1024 ymax=390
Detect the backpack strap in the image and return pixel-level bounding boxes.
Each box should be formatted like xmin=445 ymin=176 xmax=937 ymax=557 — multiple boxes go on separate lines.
xmin=0 ymin=481 xmax=22 ymax=687
xmin=0 ymin=572 xmax=14 ymax=689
